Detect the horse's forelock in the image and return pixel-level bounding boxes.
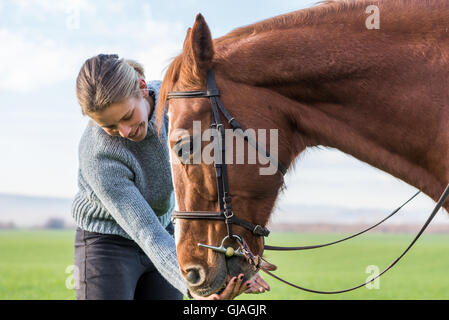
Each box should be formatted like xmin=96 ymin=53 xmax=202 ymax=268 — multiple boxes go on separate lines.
xmin=155 ymin=51 xmax=209 ymax=137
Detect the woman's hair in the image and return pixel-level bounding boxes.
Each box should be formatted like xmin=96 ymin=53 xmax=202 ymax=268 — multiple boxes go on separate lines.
xmin=76 ymin=54 xmax=146 ymax=115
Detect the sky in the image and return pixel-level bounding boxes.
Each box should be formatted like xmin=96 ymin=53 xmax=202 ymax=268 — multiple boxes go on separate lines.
xmin=1 ymin=0 xmax=448 ymax=225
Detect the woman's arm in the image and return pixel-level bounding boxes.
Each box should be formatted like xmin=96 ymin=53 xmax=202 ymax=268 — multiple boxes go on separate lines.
xmin=81 ymin=148 xmax=188 ymax=296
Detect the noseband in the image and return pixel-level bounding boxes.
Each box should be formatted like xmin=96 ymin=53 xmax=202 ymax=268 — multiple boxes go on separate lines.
xmin=167 ymin=68 xmax=449 ymax=294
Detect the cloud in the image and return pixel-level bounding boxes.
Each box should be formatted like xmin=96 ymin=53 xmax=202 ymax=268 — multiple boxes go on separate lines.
xmin=0 ymin=29 xmax=86 ymax=92
xmin=13 ymin=0 xmax=95 ymax=15
xmin=0 ymin=1 xmax=185 ymax=92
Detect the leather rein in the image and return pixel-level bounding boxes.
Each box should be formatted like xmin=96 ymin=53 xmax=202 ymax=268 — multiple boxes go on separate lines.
xmin=167 ymin=69 xmax=449 ymax=294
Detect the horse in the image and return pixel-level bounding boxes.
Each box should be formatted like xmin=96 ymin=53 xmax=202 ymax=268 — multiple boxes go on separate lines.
xmin=155 ymin=0 xmax=449 ymax=297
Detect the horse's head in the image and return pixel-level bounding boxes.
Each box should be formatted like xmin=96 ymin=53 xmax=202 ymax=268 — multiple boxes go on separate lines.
xmin=157 ymin=14 xmax=290 ymax=297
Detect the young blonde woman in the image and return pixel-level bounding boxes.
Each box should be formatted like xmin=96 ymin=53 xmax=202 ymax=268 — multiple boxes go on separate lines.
xmin=72 ymin=54 xmax=269 ymax=300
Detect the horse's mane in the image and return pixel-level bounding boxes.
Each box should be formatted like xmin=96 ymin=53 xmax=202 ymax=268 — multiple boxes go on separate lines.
xmin=155 ymin=0 xmax=448 ymax=135
xmin=215 ymin=0 xmax=448 ymax=45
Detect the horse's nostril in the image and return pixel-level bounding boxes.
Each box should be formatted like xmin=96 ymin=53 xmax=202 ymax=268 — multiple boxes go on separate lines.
xmin=186 ymin=267 xmax=202 ymax=285
xmin=186 ymin=265 xmax=206 ymax=286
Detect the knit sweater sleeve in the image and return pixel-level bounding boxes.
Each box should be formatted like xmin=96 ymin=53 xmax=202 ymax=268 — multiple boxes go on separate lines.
xmin=80 ymin=143 xmax=188 ymax=296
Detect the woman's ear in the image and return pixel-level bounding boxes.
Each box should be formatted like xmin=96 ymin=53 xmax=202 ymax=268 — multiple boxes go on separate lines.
xmin=138 ymin=78 xmax=149 ymax=98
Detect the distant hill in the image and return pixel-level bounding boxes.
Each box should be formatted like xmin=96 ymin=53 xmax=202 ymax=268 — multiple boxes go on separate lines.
xmin=270 ymin=202 xmax=449 ymax=225
xmin=1 ymin=193 xmax=448 ymax=231
xmin=0 ymin=193 xmax=75 ymax=228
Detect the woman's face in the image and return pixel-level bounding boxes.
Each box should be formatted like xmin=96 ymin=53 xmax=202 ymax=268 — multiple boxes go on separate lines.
xmin=89 ymin=95 xmax=151 ymax=142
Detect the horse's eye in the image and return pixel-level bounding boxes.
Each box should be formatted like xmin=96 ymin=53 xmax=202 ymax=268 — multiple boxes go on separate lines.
xmin=173 ymin=136 xmax=194 ymax=162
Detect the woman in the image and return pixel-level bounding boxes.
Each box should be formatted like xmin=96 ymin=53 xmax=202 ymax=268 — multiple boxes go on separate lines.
xmin=72 ymin=54 xmax=269 ymax=300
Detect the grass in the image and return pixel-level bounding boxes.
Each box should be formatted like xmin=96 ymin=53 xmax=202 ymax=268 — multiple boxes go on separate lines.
xmin=0 ymin=230 xmax=448 ymax=300
xmin=0 ymin=230 xmax=76 ymax=300
xmin=238 ymin=232 xmax=449 ymax=300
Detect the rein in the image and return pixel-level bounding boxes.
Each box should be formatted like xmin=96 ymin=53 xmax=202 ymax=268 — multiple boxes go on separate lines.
xmin=167 ymin=68 xmax=449 ymax=294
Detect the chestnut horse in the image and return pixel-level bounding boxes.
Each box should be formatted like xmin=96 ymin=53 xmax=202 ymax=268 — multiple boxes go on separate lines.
xmin=156 ymin=0 xmax=449 ymax=296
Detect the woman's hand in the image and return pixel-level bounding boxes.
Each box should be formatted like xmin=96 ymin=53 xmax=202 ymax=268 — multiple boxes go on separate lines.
xmin=190 ymin=273 xmax=248 ymax=300
xmin=244 ymin=273 xmax=270 ymax=294
xmin=190 ymin=272 xmax=270 ymax=300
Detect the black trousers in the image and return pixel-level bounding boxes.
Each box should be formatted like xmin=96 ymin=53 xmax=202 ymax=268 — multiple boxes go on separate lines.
xmin=74 ymin=223 xmax=183 ymax=300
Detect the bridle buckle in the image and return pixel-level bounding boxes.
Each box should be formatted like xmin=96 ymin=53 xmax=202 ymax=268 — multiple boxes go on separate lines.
xmin=253 ymin=225 xmax=264 ymax=236
xmin=223 ymin=210 xmax=234 ymax=219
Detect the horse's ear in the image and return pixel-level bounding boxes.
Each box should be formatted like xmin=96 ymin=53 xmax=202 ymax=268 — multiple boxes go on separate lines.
xmin=188 ymin=13 xmax=214 ymax=75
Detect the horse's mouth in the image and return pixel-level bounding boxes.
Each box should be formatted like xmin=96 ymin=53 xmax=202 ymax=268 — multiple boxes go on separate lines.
xmin=203 ymin=258 xmax=255 ymax=296
xmin=191 ymin=275 xmax=227 ymax=297
xmin=199 ymin=274 xmax=240 ymax=297
xmin=188 ymin=255 xmax=244 ymax=297
xmin=186 ymin=248 xmax=261 ymax=297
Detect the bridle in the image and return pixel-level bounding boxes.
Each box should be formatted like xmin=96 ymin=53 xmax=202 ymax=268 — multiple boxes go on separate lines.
xmin=168 ymin=69 xmax=284 ymax=269
xmin=167 ymin=68 xmax=449 ymax=294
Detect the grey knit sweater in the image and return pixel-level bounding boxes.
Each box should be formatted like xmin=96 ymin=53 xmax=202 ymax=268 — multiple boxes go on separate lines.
xmin=71 ymin=80 xmax=187 ymax=296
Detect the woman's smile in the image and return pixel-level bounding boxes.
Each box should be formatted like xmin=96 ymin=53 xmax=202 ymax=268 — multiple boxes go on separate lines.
xmin=129 ymin=122 xmax=143 ymax=139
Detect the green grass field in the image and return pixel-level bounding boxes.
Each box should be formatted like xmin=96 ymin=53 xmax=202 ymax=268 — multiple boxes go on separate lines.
xmin=0 ymin=230 xmax=448 ymax=300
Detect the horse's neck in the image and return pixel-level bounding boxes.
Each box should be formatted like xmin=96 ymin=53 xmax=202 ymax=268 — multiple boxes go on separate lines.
xmin=216 ymin=3 xmax=449 ymax=206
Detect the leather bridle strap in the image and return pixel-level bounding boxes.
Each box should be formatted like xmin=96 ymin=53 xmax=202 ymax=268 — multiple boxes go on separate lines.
xmin=172 ymin=211 xmax=270 ymax=237
xmin=264 ymin=190 xmax=421 ymax=251
xmin=209 ymin=72 xmax=234 ymax=238
xmin=173 ymin=189 xmax=421 ymax=240
xmin=259 ymin=184 xmax=449 ymax=294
